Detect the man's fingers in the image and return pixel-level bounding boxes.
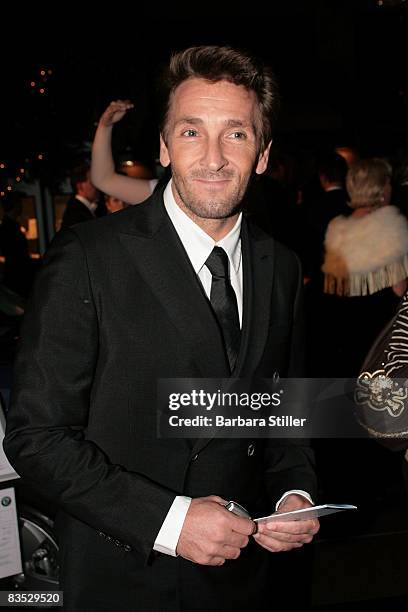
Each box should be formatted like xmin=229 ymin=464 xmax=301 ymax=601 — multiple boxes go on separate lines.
xmin=224 ymin=531 xmax=249 ymax=549
xmin=192 ymin=555 xmax=226 ymax=566
xmin=211 ymin=557 xmax=226 ymax=566
xmin=254 ymin=532 xmax=304 ymax=553
xmin=208 ymin=495 xmax=228 ymax=505
xmin=109 ymin=99 xmax=134 ymax=110
xmin=262 ymin=518 xmax=319 ymax=536
xmin=222 ymin=545 xmax=242 ymax=560
xmin=256 ymin=517 xmax=319 ymax=546
xmin=257 ymin=529 xmax=313 ymax=544
xmin=228 ymin=513 xmax=256 ymax=536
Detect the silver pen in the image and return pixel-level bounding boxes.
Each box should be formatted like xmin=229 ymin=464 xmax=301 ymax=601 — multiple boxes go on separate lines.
xmin=224 ymin=500 xmax=251 ymax=519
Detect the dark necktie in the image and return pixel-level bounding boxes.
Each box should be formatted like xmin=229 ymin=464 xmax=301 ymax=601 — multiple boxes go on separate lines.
xmin=205 ymin=246 xmax=241 ymax=373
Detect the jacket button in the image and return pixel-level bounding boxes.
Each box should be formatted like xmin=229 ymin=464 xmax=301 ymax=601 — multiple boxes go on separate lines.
xmin=191 ymin=453 xmax=199 ymax=461
xmin=124 ymin=544 xmax=132 ymax=552
xmin=247 ymin=444 xmax=255 ymax=457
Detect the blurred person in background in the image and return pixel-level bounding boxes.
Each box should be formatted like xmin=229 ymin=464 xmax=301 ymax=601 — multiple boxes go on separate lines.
xmin=321 ymin=158 xmax=408 ymax=375
xmin=304 ymin=152 xmax=349 ymax=285
xmin=0 ymin=191 xmax=37 ymax=298
xmin=61 ymin=164 xmax=99 ymax=229
xmin=314 ymin=158 xmax=408 ymax=512
xmin=104 ymin=194 xmax=128 ymax=214
xmin=92 ymin=101 xmax=158 ymax=203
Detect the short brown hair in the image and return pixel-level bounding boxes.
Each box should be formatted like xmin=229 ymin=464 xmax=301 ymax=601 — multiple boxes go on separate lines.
xmin=346 ymin=158 xmax=392 ymax=209
xmin=159 ymin=45 xmax=279 ymax=154
xmin=70 ymin=164 xmax=90 ymax=194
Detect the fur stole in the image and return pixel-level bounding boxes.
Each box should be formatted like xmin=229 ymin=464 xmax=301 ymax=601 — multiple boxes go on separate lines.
xmin=322 ymin=205 xmax=408 ymax=296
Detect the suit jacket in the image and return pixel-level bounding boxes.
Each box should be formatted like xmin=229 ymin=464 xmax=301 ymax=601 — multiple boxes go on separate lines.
xmin=4 ymin=185 xmax=317 ymax=612
xmin=61 ymin=195 xmax=95 ymax=229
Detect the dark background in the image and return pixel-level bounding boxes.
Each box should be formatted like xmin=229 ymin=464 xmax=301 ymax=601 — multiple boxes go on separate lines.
xmin=1 ymin=1 xmax=407 ymax=192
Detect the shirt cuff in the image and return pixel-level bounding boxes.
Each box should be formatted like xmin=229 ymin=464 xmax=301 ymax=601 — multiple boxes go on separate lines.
xmin=275 ymin=490 xmax=313 ymax=511
xmin=153 ymin=496 xmax=192 ymax=556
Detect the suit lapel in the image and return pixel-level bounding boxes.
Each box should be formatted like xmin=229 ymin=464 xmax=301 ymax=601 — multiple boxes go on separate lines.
xmin=235 ymin=219 xmax=276 ymax=377
xmin=119 ymin=190 xmax=230 ymax=379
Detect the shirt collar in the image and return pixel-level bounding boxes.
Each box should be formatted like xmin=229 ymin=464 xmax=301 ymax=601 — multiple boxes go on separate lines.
xmin=163 ymin=179 xmax=242 ymax=275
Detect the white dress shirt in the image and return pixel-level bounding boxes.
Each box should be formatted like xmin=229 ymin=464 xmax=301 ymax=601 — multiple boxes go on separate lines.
xmin=153 ymin=180 xmax=312 ymax=556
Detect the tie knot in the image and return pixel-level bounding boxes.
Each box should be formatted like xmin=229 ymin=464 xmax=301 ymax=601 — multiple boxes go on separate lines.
xmin=205 ymin=246 xmax=229 ymax=279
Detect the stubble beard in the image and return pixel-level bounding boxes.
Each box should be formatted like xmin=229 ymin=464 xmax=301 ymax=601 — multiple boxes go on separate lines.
xmin=171 ymin=169 xmax=251 ymax=220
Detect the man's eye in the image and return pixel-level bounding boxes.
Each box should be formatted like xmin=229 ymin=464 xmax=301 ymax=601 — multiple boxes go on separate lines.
xmin=183 ymin=129 xmax=198 ymax=137
xmin=230 ymin=132 xmax=247 ymax=140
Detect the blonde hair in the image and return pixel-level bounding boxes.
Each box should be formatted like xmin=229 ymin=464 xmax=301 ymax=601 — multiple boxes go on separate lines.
xmin=346 ymin=158 xmax=392 ymax=209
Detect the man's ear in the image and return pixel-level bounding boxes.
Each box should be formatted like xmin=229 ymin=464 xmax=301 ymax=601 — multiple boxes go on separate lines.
xmin=255 ymin=141 xmax=272 ymax=175
xmin=160 ymin=134 xmax=171 ymax=168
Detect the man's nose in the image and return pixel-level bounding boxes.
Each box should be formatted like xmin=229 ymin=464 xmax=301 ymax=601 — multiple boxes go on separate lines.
xmin=201 ymin=138 xmax=228 ymax=171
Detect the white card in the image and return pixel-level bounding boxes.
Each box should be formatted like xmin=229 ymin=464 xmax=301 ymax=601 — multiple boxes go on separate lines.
xmin=254 ymin=503 xmax=357 ymax=523
xmin=0 ymin=407 xmax=19 ymax=483
xmin=0 ymin=487 xmax=23 ymax=579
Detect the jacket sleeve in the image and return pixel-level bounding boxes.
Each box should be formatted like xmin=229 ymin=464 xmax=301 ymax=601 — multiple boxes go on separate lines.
xmin=3 ymin=228 xmax=175 ymax=562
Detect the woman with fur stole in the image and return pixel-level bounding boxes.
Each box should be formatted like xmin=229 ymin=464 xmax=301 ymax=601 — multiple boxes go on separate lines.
xmin=321 ymin=158 xmax=408 ymax=376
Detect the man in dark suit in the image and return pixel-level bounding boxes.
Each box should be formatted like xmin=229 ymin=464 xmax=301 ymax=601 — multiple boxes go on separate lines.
xmin=304 ymin=152 xmax=349 ymax=283
xmin=317 ymin=152 xmax=349 ymax=225
xmin=60 ymin=164 xmax=99 ymax=229
xmin=4 ymin=46 xmax=318 ymax=612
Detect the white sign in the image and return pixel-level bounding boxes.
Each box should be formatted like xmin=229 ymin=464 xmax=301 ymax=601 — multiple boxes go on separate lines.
xmin=0 ymin=487 xmax=22 ymax=579
xmin=0 ymin=407 xmax=19 ymax=483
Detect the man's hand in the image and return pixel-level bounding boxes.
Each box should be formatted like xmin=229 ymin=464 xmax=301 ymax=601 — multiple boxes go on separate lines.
xmin=253 ymin=494 xmax=319 ymax=553
xmin=176 ymin=496 xmax=255 ymax=566
xmin=99 ymin=100 xmax=134 ymax=128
